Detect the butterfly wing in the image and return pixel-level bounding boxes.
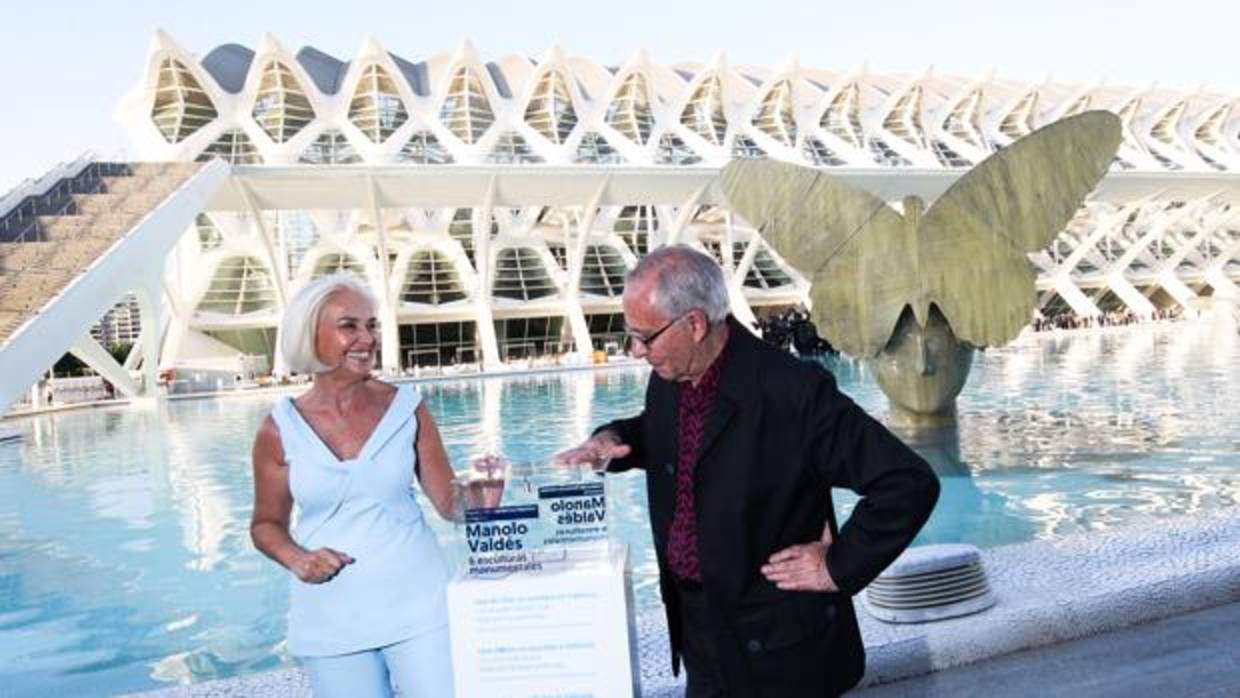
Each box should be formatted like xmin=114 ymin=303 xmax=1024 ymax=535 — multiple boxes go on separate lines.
xmin=719 ymin=158 xmax=913 ymax=357
xmin=917 ymin=111 xmax=1121 ymax=347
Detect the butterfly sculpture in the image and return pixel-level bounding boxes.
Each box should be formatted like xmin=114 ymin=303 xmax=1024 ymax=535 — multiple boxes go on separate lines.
xmin=720 ymin=111 xmax=1122 ymax=423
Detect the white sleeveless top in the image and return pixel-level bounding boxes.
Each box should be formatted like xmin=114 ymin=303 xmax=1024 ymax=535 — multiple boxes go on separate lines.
xmin=270 ymin=384 xmax=450 ymax=657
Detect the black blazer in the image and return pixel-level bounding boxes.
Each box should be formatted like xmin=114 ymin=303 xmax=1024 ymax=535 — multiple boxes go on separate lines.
xmin=603 ymin=318 xmax=939 ymax=696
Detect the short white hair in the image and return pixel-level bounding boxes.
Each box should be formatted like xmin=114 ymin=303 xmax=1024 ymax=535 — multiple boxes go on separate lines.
xmin=628 ymin=244 xmax=730 ymax=323
xmin=279 ymin=275 xmax=378 ymax=374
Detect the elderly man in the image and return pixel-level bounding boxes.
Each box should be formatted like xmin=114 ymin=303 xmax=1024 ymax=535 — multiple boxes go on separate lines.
xmin=559 ymin=245 xmax=939 ymax=697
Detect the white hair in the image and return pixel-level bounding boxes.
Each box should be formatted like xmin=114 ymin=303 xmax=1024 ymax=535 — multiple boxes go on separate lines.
xmin=628 ymin=244 xmax=731 ymax=323
xmin=279 ymin=275 xmax=378 ymax=374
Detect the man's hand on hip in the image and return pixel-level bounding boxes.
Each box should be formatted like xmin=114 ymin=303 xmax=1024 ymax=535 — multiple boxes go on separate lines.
xmin=760 ymin=524 xmax=839 ymax=592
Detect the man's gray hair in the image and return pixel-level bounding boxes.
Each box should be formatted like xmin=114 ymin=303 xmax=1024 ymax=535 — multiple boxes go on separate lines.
xmin=627 ymin=244 xmax=731 ymax=323
xmin=279 ymin=274 xmax=378 ymax=374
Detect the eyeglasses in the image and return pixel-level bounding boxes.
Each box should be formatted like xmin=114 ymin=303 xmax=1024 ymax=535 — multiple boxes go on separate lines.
xmin=624 ymin=313 xmax=688 ymax=353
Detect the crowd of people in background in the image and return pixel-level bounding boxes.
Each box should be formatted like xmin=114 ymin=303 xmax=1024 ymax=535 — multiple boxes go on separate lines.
xmin=755 ymin=308 xmax=838 ymax=356
xmin=1033 ymin=306 xmax=1184 ymax=332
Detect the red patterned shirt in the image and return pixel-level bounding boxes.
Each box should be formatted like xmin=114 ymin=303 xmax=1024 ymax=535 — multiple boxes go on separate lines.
xmin=666 ymin=349 xmax=726 ymax=582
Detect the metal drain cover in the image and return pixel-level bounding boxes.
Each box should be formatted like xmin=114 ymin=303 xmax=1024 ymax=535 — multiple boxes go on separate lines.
xmin=864 ymin=544 xmax=996 ymax=623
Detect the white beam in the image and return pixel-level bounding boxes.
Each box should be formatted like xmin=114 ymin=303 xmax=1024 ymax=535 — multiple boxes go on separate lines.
xmin=665 ymin=182 xmax=710 ymax=245
xmin=234 ymin=179 xmax=288 ymax=308
xmin=563 ymin=178 xmax=610 ymax=358
xmin=68 ymin=334 xmax=141 ymax=399
xmin=473 ymin=177 xmax=500 ymax=368
xmin=366 ymin=175 xmax=400 ymax=373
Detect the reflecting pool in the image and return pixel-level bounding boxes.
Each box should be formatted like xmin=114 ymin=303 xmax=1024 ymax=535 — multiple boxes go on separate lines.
xmin=0 ymin=319 xmax=1237 ymax=696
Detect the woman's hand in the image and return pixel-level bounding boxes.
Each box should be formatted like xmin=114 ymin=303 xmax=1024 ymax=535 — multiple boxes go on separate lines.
xmin=292 ymin=547 xmax=355 ymax=584
xmin=454 ymin=454 xmax=507 ymax=515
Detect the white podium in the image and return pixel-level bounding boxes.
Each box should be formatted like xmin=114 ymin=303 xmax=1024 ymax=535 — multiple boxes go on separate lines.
xmin=447 ymin=543 xmax=641 ymax=698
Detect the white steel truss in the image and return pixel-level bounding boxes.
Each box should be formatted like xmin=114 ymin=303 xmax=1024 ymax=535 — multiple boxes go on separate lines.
xmin=107 ymin=33 xmax=1240 ymax=372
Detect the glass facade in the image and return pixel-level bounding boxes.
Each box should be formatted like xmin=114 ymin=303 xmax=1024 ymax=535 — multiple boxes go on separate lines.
xmin=586 ymin=312 xmax=625 ymax=353
xmin=196 ymin=213 xmax=222 ymax=252
xmin=348 ymin=64 xmax=408 ymax=143
xmin=196 ymin=130 xmax=262 ymax=165
xmin=253 ymin=61 xmax=315 ymax=143
xmin=397 ymin=130 xmax=453 ymax=164
xmin=399 ymin=321 xmax=477 ymax=367
xmin=492 ymin=248 xmax=557 ymax=300
xmin=820 ymin=84 xmax=863 ymax=148
xmin=655 ymin=133 xmax=702 ymax=165
xmin=486 ymin=132 xmax=544 ymax=164
xmin=882 ymin=85 xmax=926 ymax=148
xmin=196 ymin=257 xmax=278 ymax=315
xmin=400 ymin=250 xmax=466 ymax=304
xmin=803 ymin=137 xmax=846 ymax=166
xmin=310 ymin=253 xmax=365 ymax=280
xmin=151 ymin=58 xmax=217 ymax=143
xmin=734 ymin=242 xmax=793 ymax=289
xmin=574 ymin=132 xmax=625 ymax=164
xmin=579 ymin=245 xmax=627 ymax=296
xmin=440 ymin=67 xmax=495 ymax=144
xmin=299 ymin=130 xmax=361 ymax=164
xmin=681 ymin=76 xmax=728 ymax=146
xmin=615 ymin=205 xmax=657 ymax=256
xmin=606 ymin=73 xmax=654 ymax=145
xmin=731 ymin=134 xmax=766 ymax=159
xmin=752 ymin=79 xmax=797 ymax=146
xmin=493 ymin=315 xmax=567 ymax=359
xmin=525 ymin=70 xmax=578 ymax=144
xmin=999 ymin=91 xmax=1037 ymax=142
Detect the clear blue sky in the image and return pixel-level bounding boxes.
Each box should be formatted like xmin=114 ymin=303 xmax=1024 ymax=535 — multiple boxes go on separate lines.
xmin=1 ymin=0 xmax=1237 ymax=193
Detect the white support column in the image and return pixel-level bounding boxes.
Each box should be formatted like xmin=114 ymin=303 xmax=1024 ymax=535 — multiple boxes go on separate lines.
xmin=366 ymin=176 xmax=401 ymax=374
xmin=132 ymin=279 xmax=164 ymax=397
xmin=1116 ymin=199 xmax=1210 ymax=313
xmin=123 ymin=339 xmax=143 ymax=371
xmin=236 ymin=179 xmax=288 ymax=308
xmin=1171 ymin=208 xmax=1240 ymax=303
xmin=473 ymin=177 xmax=501 ymax=368
xmin=1051 ymin=204 xmax=1135 ymax=278
xmin=1204 ymin=234 xmax=1240 ymax=297
xmin=1043 ymin=204 xmax=1136 ymax=318
xmin=1155 ymin=270 xmax=1199 ymax=309
xmin=1049 ymin=275 xmax=1102 ymax=317
xmin=240 ymin=186 xmax=295 ymax=377
xmin=727 ymin=237 xmax=760 ymax=328
xmin=158 ymin=278 xmax=190 ymax=371
xmin=68 ymin=334 xmax=142 ymax=400
xmin=1100 ymin=200 xmax=1202 ymax=318
xmin=563 ymin=179 xmax=610 ymax=358
xmin=1104 ymin=271 xmax=1157 ymax=317
xmin=664 ymin=183 xmax=709 ymax=246
xmin=722 ymin=211 xmax=737 ymax=271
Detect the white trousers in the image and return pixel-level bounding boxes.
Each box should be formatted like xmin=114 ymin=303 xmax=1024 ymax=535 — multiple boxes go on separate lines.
xmin=300 ymin=626 xmax=453 ymax=698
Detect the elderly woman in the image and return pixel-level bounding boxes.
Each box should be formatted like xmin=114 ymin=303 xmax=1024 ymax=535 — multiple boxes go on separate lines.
xmin=250 ymin=275 xmax=463 ymax=697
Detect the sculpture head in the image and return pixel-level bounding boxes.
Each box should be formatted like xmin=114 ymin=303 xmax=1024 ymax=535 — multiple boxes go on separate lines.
xmin=867 ymin=305 xmax=973 ymax=427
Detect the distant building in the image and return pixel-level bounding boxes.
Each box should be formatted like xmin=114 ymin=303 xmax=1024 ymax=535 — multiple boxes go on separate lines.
xmin=91 ymin=293 xmax=142 ymax=346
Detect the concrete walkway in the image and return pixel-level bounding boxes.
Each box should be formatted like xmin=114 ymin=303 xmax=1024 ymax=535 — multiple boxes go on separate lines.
xmin=853 ymin=601 xmax=1240 ymax=697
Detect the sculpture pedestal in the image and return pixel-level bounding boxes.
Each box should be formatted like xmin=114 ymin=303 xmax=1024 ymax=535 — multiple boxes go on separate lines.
xmin=447 ymin=542 xmax=640 ymax=698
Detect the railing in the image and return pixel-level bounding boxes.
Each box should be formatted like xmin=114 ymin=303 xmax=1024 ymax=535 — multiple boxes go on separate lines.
xmin=0 ymin=151 xmax=97 ymax=218
xmin=0 ymin=151 xmax=106 ymax=243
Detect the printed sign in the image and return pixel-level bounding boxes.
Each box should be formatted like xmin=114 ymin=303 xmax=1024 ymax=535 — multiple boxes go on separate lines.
xmin=464 ymin=504 xmax=543 ymax=576
xmin=538 ymin=481 xmax=607 ymax=548
xmin=448 ymin=543 xmax=640 ymax=698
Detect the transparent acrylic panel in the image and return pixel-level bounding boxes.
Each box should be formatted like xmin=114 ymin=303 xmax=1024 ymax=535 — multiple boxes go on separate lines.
xmin=454 ymin=460 xmax=612 ymax=577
